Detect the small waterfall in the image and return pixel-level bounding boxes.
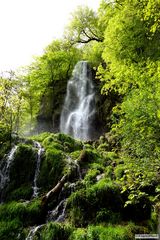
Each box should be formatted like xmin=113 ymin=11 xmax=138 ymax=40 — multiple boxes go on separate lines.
xmin=75 ymin=159 xmax=82 ymax=180
xmin=26 ymin=225 xmax=44 ymax=240
xmin=46 ymin=157 xmax=82 ymax=223
xmin=0 ymin=145 xmax=18 ymax=200
xmin=60 ymin=61 xmax=96 ymax=140
xmin=32 ymin=142 xmax=44 ymax=198
xmin=47 ymin=199 xmax=66 ymax=222
xmin=66 ymin=155 xmax=82 ymax=180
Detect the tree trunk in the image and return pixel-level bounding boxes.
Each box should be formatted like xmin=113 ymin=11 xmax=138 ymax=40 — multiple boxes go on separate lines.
xmin=41 ymin=174 xmax=68 ymax=210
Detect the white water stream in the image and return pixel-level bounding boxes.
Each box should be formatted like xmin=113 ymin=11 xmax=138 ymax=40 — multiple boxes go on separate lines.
xmin=0 ymin=145 xmax=18 ymax=200
xmin=60 ymin=61 xmax=96 ymax=140
xmin=26 ymin=225 xmax=44 ymax=240
xmin=32 ymin=142 xmax=44 ymax=198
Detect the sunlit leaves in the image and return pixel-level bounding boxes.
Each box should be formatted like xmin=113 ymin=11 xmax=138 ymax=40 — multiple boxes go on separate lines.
xmin=0 ymin=72 xmax=25 ymax=134
xmin=65 ymin=6 xmax=104 ymax=44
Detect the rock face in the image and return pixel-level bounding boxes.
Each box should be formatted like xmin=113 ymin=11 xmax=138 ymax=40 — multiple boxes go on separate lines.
xmin=36 ymin=79 xmax=68 ymax=133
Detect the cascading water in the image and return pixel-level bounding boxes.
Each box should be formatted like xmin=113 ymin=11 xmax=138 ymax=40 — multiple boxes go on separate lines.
xmin=26 ymin=225 xmax=44 ymax=240
xmin=32 ymin=142 xmax=44 ymax=198
xmin=60 ymin=61 xmax=96 ymax=140
xmin=47 ymin=199 xmax=66 ymax=222
xmin=0 ymin=145 xmax=18 ymax=201
xmin=46 ymin=156 xmax=82 ymax=223
xmin=25 ymin=157 xmax=82 ymax=240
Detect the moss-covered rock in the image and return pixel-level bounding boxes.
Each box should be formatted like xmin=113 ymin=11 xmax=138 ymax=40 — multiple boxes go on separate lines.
xmin=38 ymin=147 xmax=64 ymax=192
xmin=3 ymin=144 xmax=37 ymax=201
xmin=67 ymin=179 xmax=123 ymax=226
xmin=0 ymin=132 xmax=157 ymax=237
xmin=0 ymin=198 xmax=44 ymax=239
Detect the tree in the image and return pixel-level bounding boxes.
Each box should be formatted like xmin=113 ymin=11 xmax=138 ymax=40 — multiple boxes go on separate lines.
xmin=97 ymin=0 xmax=160 ymax=161
xmin=0 ymin=71 xmax=25 ymax=143
xmin=20 ymin=39 xmax=82 ymax=133
xmin=65 ymin=6 xmax=104 ymax=44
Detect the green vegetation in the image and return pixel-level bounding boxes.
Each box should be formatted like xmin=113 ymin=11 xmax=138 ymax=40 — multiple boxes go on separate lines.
xmin=2 ymin=143 xmax=37 ymax=201
xmin=0 ymin=0 xmax=160 ymax=238
xmin=0 ymin=132 xmax=159 ymax=238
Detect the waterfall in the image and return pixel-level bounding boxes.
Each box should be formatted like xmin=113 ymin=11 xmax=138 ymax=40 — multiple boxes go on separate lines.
xmin=0 ymin=145 xmax=18 ymax=201
xmin=26 ymin=156 xmax=82 ymax=239
xmin=46 ymin=157 xmax=82 ymax=223
xmin=32 ymin=142 xmax=44 ymax=198
xmin=60 ymin=61 xmax=96 ymax=140
xmin=47 ymin=199 xmax=66 ymax=222
xmin=26 ymin=225 xmax=44 ymax=240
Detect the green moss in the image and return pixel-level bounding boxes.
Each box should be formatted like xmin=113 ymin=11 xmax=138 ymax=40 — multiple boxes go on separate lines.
xmin=78 ymin=149 xmax=101 ymax=167
xmin=90 ymin=163 xmax=104 ymax=172
xmin=41 ymin=133 xmax=83 ymax=153
xmin=84 ymin=169 xmax=100 ymax=186
xmin=67 ymin=179 xmax=123 ymax=226
xmin=105 ymin=151 xmax=119 ymax=160
xmin=38 ymin=147 xmax=65 ymax=192
xmin=4 ymin=144 xmax=36 ymax=201
xmin=0 ymin=219 xmax=23 ymax=240
xmin=114 ymin=165 xmax=126 ymax=180
xmin=42 ymin=134 xmax=61 ymax=148
xmin=55 ymin=133 xmax=83 ymax=152
xmin=88 ymin=179 xmax=123 ymax=211
xmin=25 ymin=198 xmax=43 ymax=226
xmin=8 ymin=184 xmax=33 ymax=201
xmin=97 ymin=142 xmax=109 ymax=152
xmin=70 ymin=151 xmax=81 ymax=160
xmin=104 ymin=166 xmax=114 ymax=179
xmin=70 ymin=224 xmax=136 ymax=240
xmin=0 ymin=201 xmax=26 ymax=222
xmin=96 ymin=209 xmax=121 ymax=224
xmin=69 ymin=228 xmax=86 ymax=240
xmin=0 ymin=198 xmax=43 ymax=229
xmin=31 ymin=132 xmax=51 ymax=142
xmin=41 ymin=222 xmax=73 ymax=240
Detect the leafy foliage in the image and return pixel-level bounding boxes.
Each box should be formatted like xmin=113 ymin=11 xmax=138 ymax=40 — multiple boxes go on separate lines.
xmin=0 ymin=0 xmax=160 ymax=238
xmin=65 ymin=6 xmax=104 ymax=44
